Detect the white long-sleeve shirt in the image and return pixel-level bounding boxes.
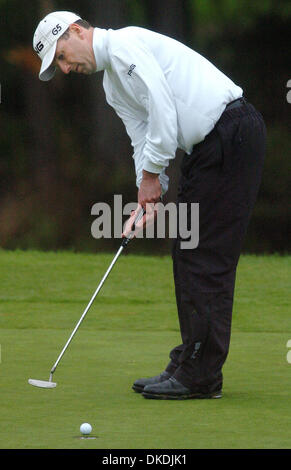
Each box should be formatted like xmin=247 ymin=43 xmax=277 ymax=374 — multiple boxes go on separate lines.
xmin=92 ymin=26 xmax=243 ymax=193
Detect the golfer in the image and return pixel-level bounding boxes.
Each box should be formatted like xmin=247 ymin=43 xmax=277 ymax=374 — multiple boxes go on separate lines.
xmin=33 ymin=11 xmax=266 ymax=399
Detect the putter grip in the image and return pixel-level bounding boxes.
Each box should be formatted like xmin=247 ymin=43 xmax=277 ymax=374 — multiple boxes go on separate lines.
xmin=131 ymin=208 xmax=145 ymax=231
xmin=122 ymin=208 xmax=145 ymax=247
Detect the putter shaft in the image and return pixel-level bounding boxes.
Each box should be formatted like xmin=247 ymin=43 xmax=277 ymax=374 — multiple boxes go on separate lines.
xmin=50 ymin=244 xmax=124 ymax=376
xmin=49 ymin=208 xmax=145 ymax=378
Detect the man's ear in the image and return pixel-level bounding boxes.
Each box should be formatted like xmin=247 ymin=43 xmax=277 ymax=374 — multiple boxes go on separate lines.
xmin=69 ymin=23 xmax=83 ymax=37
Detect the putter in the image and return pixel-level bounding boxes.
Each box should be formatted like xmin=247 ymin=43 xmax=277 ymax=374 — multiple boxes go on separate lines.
xmin=28 ymin=208 xmax=145 ymax=389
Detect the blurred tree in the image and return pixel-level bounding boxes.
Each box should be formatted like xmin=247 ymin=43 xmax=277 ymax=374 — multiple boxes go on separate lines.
xmin=144 ymin=0 xmax=193 ymax=42
xmin=0 ymin=0 xmax=290 ymax=252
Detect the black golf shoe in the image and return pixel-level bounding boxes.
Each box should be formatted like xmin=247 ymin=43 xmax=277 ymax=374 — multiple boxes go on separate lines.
xmin=132 ymin=371 xmax=171 ymax=393
xmin=142 ymin=377 xmax=222 ymax=400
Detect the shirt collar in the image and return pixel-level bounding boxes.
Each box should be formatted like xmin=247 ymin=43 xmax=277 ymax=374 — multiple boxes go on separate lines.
xmin=92 ymin=27 xmax=110 ymax=72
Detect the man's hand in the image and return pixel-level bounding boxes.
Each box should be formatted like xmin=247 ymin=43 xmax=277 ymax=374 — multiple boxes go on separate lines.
xmin=122 ymin=170 xmax=162 ymax=240
xmin=122 ymin=203 xmax=158 ymax=239
xmin=138 ymin=170 xmax=162 ymax=208
xmin=122 ymin=204 xmax=145 ymax=239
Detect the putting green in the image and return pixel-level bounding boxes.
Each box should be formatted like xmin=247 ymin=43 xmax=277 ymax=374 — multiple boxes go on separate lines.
xmin=0 ymin=250 xmax=290 ymax=449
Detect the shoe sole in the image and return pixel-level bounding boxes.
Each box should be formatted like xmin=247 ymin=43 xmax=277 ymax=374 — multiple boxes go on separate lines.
xmin=142 ymin=391 xmax=222 ymax=400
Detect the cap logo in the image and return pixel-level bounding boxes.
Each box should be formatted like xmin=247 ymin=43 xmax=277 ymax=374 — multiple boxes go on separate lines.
xmin=35 ymin=41 xmax=44 ymax=54
xmin=52 ymin=23 xmax=62 ymax=35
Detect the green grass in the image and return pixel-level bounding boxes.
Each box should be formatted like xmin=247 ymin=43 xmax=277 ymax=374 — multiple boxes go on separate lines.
xmin=0 ymin=250 xmax=290 ymax=449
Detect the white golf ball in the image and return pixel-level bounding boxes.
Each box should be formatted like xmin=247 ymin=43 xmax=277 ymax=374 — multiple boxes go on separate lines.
xmin=80 ymin=422 xmax=92 ymax=435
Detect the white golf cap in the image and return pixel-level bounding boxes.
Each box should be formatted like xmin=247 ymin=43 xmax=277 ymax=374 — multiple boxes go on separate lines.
xmin=33 ymin=11 xmax=81 ymax=81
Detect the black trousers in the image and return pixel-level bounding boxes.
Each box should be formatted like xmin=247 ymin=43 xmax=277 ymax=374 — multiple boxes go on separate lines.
xmin=165 ymin=100 xmax=266 ymax=393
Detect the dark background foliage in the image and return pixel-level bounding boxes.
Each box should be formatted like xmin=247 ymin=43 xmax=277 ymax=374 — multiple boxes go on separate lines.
xmin=0 ymin=0 xmax=290 ymax=254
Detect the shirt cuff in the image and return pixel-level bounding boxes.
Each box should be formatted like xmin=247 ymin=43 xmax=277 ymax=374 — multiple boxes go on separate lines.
xmin=143 ymin=160 xmax=165 ymax=174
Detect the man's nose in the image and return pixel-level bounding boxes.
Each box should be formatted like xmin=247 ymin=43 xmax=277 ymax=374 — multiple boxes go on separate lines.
xmin=59 ymin=62 xmax=71 ymax=74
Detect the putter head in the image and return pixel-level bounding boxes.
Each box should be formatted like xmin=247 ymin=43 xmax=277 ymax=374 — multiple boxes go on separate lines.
xmin=28 ymin=378 xmax=57 ymax=389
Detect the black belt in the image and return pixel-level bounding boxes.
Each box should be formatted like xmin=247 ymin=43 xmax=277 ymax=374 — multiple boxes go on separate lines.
xmin=225 ymin=97 xmax=246 ymax=111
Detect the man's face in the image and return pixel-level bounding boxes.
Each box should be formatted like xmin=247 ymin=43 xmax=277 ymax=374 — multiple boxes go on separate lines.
xmin=54 ymin=25 xmax=96 ymax=76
